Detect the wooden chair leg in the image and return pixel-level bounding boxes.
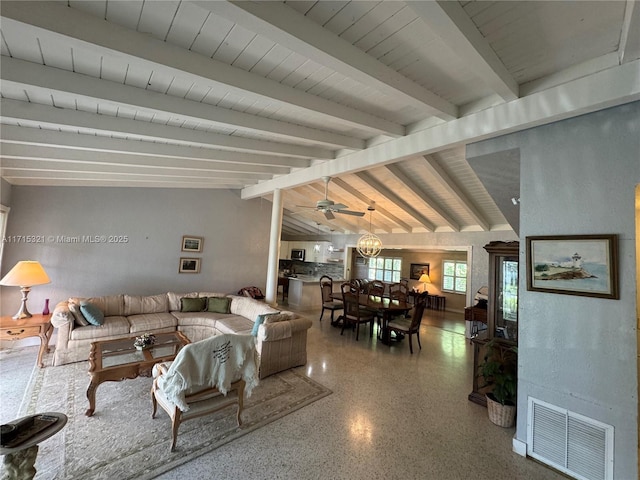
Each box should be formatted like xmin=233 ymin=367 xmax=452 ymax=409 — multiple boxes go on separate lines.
xmin=170 ymin=410 xmax=181 ymax=452
xmin=409 ymin=333 xmax=414 ymax=354
xmin=417 ymin=332 xmax=422 ymax=351
xmin=319 ymin=307 xmax=325 ymax=322
xmin=355 ymin=322 xmax=360 ymax=341
xmin=151 ymin=391 xmax=157 ymax=418
xmin=340 ymin=319 xmax=348 ymax=335
xmin=236 ymin=380 xmax=245 ymax=426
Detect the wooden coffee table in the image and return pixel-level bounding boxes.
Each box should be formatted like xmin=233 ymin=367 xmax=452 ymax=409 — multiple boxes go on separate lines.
xmin=86 ymin=331 xmax=190 ymax=417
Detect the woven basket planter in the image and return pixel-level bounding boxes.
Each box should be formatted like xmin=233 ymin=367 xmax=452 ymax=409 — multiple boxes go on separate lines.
xmin=486 ymin=394 xmax=516 ymax=428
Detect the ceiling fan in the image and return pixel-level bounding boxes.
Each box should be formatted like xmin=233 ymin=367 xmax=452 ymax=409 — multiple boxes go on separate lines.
xmin=296 ymin=176 xmax=365 ymax=220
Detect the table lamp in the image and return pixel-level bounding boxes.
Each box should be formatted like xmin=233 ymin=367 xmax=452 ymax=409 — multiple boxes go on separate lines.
xmin=0 ymin=261 xmax=51 ymax=319
xmin=418 ymin=273 xmax=431 ymax=293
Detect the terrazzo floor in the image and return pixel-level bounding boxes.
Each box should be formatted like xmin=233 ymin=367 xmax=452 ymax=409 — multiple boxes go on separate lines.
xmin=1 ymin=307 xmax=567 ymax=480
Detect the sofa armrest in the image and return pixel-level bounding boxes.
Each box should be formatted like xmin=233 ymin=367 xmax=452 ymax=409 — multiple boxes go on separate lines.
xmin=258 ymin=317 xmax=312 ymax=342
xmin=51 ymin=301 xmax=74 ymax=329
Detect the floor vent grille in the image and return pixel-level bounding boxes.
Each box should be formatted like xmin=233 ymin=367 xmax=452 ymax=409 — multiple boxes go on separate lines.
xmin=527 ymin=397 xmax=613 ymax=480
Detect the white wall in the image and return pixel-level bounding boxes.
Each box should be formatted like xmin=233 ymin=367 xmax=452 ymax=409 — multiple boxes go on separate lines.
xmin=0 ymin=187 xmax=272 ymax=316
xmin=468 ymin=101 xmax=639 ymax=479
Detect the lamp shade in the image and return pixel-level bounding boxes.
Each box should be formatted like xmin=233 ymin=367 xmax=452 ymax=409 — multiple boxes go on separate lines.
xmin=0 ymin=261 xmax=51 ymax=287
xmin=418 ymin=273 xmax=431 ymax=284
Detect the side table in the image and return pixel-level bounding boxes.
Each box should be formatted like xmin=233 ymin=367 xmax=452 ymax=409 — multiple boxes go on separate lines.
xmin=0 ymin=315 xmax=53 ymax=368
xmin=0 ymin=412 xmax=67 ymax=480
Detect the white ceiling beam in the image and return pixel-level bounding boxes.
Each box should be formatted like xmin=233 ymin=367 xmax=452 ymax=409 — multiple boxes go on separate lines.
xmin=0 ymin=143 xmax=287 ymax=176
xmin=3 ymin=176 xmax=241 ymax=189
xmin=0 ymin=158 xmax=267 ymax=181
xmin=407 ymin=1 xmax=518 ymax=102
xmin=1 ymin=57 xmax=363 ymax=150
xmin=0 ymin=124 xmax=305 ymax=169
xmin=355 ymin=171 xmax=435 ymax=232
xmin=0 ymin=2 xmax=404 ymax=137
xmin=0 ymin=99 xmax=331 ymax=160
xmin=619 ymin=1 xmax=640 ymax=64
xmin=420 ymin=155 xmax=490 ymax=231
xmin=330 ymin=177 xmax=413 ymax=233
xmin=195 ymin=0 xmax=457 ymax=121
xmin=242 ymin=60 xmax=640 ymax=198
xmin=0 ymin=167 xmax=254 ymax=185
xmin=385 ymin=163 xmax=460 ymax=231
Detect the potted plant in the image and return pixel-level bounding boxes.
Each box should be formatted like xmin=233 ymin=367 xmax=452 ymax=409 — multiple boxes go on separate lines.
xmin=478 ymin=338 xmax=518 ymax=427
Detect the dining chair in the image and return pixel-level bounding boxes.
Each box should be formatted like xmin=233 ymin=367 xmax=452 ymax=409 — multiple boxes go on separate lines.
xmin=340 ymin=283 xmax=375 ymax=341
xmin=386 ymin=291 xmax=428 ymax=354
xmin=151 ymin=334 xmax=258 ymax=451
xmin=319 ymin=275 xmax=343 ymax=323
xmin=367 ymin=280 xmax=385 ymax=297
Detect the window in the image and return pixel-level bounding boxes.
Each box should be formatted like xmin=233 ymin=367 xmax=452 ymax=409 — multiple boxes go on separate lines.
xmin=442 ymin=260 xmax=467 ymax=294
xmin=368 ymin=257 xmax=402 ymax=283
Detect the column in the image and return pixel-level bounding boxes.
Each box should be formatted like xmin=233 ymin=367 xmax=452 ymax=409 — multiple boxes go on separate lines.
xmin=264 ymin=188 xmax=283 ymax=306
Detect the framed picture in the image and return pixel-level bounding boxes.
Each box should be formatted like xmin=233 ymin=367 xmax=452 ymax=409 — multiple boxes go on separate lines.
xmin=355 ymin=256 xmax=367 ymax=266
xmin=410 ymin=263 xmax=430 ymax=281
xmin=526 ymin=234 xmax=618 ymax=299
xmin=182 ymin=235 xmax=203 ymax=253
xmin=179 ymin=257 xmax=201 ymax=274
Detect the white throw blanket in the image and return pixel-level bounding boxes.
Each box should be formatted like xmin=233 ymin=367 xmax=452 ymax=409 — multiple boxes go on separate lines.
xmin=157 ymin=334 xmax=259 ymax=412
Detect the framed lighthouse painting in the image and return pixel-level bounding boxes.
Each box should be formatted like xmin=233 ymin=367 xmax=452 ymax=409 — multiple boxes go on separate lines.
xmin=526 ymin=234 xmax=619 ymax=299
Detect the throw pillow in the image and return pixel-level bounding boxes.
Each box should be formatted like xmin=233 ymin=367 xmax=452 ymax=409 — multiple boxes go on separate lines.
xmin=207 ymin=297 xmax=231 ymax=314
xmin=181 ymin=297 xmax=206 ymax=312
xmin=68 ymin=301 xmax=90 ymax=326
xmin=251 ymin=312 xmax=281 ymax=337
xmin=80 ymin=302 xmax=105 ymax=326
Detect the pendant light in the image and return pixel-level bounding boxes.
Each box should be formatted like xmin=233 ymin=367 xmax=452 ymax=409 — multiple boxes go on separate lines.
xmin=313 ymin=223 xmax=321 ymax=253
xmin=327 ymin=229 xmax=335 ymax=253
xmin=356 ymin=203 xmax=382 ymax=258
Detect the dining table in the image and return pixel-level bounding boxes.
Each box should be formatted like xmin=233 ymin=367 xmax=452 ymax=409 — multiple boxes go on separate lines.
xmin=330 ymin=292 xmax=411 ymax=345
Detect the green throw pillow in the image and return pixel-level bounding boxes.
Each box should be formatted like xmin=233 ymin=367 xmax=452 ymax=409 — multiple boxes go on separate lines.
xmin=207 ymin=297 xmax=231 ymax=314
xmin=181 ymin=297 xmax=206 ymax=312
xmin=80 ymin=302 xmax=105 ymax=326
xmin=252 ymin=312 xmax=281 ymax=337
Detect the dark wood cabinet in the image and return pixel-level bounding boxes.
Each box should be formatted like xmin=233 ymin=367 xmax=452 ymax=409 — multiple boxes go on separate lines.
xmin=468 ymin=241 xmax=519 ymax=406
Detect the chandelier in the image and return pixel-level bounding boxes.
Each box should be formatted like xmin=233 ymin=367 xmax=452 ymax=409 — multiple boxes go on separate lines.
xmin=356 ymin=204 xmax=382 ymax=258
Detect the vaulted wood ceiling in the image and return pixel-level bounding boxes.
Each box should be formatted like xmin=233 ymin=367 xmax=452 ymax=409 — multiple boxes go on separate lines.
xmin=1 ymin=1 xmax=638 ymax=237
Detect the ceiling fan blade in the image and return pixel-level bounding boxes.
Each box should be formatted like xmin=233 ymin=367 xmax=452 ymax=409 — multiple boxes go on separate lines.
xmin=332 ymin=203 xmax=348 ymax=210
xmin=295 ymin=205 xmax=317 ymax=209
xmin=324 ymin=210 xmax=335 ymax=220
xmin=335 ymin=209 xmax=365 ymax=217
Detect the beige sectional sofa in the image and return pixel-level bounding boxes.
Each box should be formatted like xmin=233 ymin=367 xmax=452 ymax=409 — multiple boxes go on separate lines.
xmin=51 ymin=291 xmax=312 ymax=379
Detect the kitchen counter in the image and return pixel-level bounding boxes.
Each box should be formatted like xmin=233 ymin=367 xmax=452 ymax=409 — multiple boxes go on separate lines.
xmin=285 ymin=276 xmax=345 ymax=309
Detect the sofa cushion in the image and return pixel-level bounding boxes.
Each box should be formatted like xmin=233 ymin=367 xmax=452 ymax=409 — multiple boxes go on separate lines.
xmin=80 ymin=302 xmax=105 ymax=326
xmin=70 ymin=316 xmax=130 ymax=341
xmin=128 ymin=313 xmax=178 ymax=334
xmin=124 ymin=294 xmax=168 ymax=316
xmin=167 ymin=292 xmax=198 ymax=312
xmin=215 ymin=316 xmax=254 ymax=335
xmin=198 ymin=292 xmax=227 ymax=298
xmin=181 ymin=297 xmax=206 ymax=312
xmin=70 ymin=295 xmax=124 ymax=317
xmin=263 ymin=312 xmax=295 ymax=324
xmin=68 ymin=301 xmax=90 ymax=326
xmin=207 ymin=297 xmax=231 ymax=314
xmin=228 ymin=295 xmax=278 ymax=322
xmin=171 ymin=311 xmax=227 ymax=328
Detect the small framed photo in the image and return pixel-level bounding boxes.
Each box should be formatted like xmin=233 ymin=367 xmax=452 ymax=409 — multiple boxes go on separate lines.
xmin=355 ymin=256 xmax=367 ymax=266
xmin=182 ymin=235 xmax=203 ymax=253
xmin=179 ymin=257 xmax=201 ymax=274
xmin=526 ymin=234 xmax=618 ymax=299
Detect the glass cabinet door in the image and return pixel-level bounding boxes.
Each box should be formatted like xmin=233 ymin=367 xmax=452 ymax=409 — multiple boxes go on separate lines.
xmin=496 ymin=255 xmax=518 ymax=343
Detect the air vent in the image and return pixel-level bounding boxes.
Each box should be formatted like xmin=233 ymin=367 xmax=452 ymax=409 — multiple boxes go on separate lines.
xmin=528 ymin=397 xmax=613 ymax=480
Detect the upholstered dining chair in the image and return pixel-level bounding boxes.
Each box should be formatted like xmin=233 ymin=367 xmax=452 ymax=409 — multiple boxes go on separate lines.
xmin=151 ymin=334 xmax=259 ymax=451
xmin=386 ymin=291 xmax=428 ymax=354
xmin=367 ymin=280 xmax=385 ymax=297
xmin=340 ymin=283 xmax=375 ymax=341
xmin=319 ymin=275 xmax=343 ymax=324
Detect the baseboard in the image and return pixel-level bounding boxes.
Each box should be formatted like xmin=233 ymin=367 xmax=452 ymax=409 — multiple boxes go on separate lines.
xmin=512 ymin=437 xmax=527 ymax=456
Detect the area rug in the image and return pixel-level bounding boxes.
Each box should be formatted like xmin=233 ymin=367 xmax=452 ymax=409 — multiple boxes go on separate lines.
xmin=18 ymin=361 xmax=332 ymax=479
